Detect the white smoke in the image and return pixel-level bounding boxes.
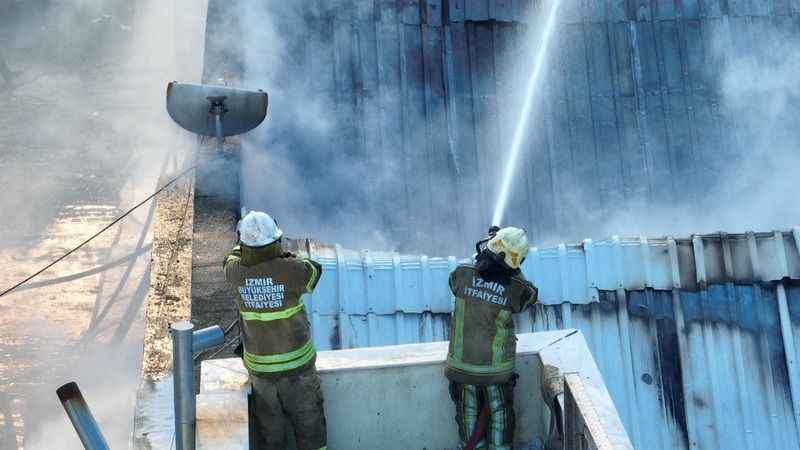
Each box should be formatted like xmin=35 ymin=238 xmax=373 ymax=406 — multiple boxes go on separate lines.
xmin=218 ymin=4 xmax=800 ymax=253
xmin=0 ymin=0 xmax=205 ymax=448
xmin=589 ymin=18 xmax=800 ymax=241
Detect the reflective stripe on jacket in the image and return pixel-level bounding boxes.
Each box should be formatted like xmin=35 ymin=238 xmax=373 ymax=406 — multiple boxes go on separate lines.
xmin=224 ymin=242 xmax=322 ymax=377
xmin=445 ymin=264 xmax=537 ymax=385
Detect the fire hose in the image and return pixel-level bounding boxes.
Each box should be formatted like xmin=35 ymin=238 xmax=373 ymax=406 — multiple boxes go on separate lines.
xmin=464 ymin=404 xmax=489 ymax=450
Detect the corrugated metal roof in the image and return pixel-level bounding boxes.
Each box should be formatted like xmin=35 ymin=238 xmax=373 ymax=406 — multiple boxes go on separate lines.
xmin=200 ymin=1 xmax=800 ymax=446
xmin=303 ymin=228 xmax=800 ymax=450
xmin=219 ymin=0 xmax=800 ymax=253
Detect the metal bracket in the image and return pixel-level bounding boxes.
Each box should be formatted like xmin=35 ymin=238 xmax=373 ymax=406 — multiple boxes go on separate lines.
xmin=166 ymin=82 xmax=268 ymax=153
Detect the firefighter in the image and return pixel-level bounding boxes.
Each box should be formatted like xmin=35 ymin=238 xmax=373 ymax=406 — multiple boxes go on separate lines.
xmin=223 ymin=211 xmax=327 ymax=450
xmin=445 ymin=226 xmax=538 ymax=450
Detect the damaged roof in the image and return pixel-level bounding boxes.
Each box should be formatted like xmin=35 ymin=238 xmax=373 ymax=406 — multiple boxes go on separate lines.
xmin=304 ymin=228 xmax=800 ymax=450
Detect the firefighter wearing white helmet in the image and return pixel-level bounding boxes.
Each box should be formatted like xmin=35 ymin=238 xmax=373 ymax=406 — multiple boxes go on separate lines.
xmin=445 ymin=226 xmax=538 ymax=450
xmin=237 ymin=211 xmax=283 ymax=246
xmin=224 ymin=211 xmax=327 ymax=450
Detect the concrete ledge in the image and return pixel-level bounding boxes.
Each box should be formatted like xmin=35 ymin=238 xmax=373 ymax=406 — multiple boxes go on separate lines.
xmin=202 ymin=329 xmax=575 ymax=389
xmin=198 ymin=330 xmax=585 ymax=449
xmin=538 ymin=331 xmax=633 ymax=449
xmin=197 ymin=390 xmax=249 ymax=450
xmin=133 ymin=329 xmax=632 ymax=450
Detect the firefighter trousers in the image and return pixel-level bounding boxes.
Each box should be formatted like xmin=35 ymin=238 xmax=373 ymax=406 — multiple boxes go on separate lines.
xmin=449 ymin=380 xmax=516 ymax=450
xmin=250 ymin=366 xmax=327 ymax=450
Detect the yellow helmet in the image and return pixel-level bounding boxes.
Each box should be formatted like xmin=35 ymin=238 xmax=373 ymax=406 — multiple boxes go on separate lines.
xmin=486 ymin=227 xmax=530 ymax=269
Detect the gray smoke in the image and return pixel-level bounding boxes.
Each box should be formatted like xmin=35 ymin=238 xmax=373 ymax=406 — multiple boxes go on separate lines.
xmin=0 ymin=1 xmax=204 ymax=448
xmin=230 ymin=6 xmax=800 ymax=253
xmin=232 ymin=2 xmax=498 ymax=254
xmin=589 ymin=18 xmax=800 ymax=241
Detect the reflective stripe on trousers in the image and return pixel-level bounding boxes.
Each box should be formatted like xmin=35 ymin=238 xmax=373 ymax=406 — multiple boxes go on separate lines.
xmin=449 ymin=381 xmax=515 ymax=450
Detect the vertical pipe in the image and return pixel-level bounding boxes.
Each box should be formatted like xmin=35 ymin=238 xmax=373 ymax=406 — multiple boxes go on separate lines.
xmin=56 ymin=382 xmax=110 ymax=450
xmin=214 ymin=115 xmax=224 ymax=154
xmin=172 ymin=321 xmax=195 ymax=450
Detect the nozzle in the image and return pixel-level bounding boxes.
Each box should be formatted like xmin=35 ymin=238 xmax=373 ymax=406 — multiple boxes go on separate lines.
xmin=206 ymin=95 xmax=229 ymax=115
xmin=476 ymin=226 xmax=501 ymax=256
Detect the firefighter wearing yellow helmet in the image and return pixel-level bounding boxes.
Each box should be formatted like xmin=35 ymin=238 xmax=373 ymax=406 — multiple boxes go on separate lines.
xmin=445 ymin=226 xmax=538 ymax=450
xmin=223 ymin=211 xmax=327 ymax=450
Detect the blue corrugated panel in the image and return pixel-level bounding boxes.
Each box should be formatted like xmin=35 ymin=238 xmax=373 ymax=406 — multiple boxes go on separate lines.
xmin=304 ymin=229 xmax=800 ymax=450
xmin=523 ymin=287 xmax=800 ymax=450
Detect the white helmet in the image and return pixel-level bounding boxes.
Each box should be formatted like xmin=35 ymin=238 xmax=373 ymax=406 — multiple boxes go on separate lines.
xmin=238 ymin=211 xmax=283 ymax=247
xmin=486 ymin=227 xmax=530 ymax=269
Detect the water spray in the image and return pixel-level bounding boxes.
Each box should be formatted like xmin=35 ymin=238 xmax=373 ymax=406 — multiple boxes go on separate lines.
xmin=491 ymin=0 xmax=563 ymax=227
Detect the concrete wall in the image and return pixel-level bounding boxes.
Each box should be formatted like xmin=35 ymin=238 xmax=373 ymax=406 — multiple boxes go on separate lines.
xmin=195 ymin=330 xmax=631 ymax=450
xmin=315 ymin=344 xmax=546 ymax=449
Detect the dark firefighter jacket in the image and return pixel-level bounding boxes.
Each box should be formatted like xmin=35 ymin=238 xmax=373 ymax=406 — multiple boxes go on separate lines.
xmin=224 ymin=242 xmax=322 ymax=378
xmin=445 ymin=263 xmax=538 ymax=385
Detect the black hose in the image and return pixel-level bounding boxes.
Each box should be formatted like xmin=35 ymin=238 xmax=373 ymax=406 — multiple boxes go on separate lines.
xmin=11 ymin=243 xmax=152 ymax=292
xmin=0 ymin=165 xmax=196 ymax=299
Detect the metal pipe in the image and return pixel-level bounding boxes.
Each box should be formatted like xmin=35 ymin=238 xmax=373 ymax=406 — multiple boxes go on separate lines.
xmin=56 ymin=382 xmax=110 ymax=450
xmin=172 ymin=321 xmax=195 ymax=450
xmin=204 ymin=95 xmax=228 ymax=154
xmin=171 ymin=322 xmax=225 ymax=450
xmin=214 ymin=114 xmax=224 ymax=153
xmin=192 ymin=325 xmax=225 ymax=353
